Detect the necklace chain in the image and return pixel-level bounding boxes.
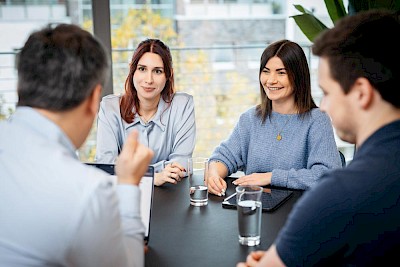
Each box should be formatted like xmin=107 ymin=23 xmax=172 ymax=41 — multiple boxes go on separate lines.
xmin=269 ymin=115 xmax=292 ymax=141
xmin=140 ymin=110 xmax=157 ymax=124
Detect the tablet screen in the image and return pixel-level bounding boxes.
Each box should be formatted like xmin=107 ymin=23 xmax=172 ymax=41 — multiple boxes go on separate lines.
xmin=222 ymin=187 xmax=293 ymax=212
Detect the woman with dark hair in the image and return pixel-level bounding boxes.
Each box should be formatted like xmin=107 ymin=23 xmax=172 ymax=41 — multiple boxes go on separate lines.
xmin=96 ymin=39 xmax=196 ymax=186
xmin=207 ymin=39 xmax=341 ymax=196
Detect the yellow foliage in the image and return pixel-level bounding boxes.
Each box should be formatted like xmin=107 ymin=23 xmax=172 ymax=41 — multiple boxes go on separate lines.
xmin=82 ymin=20 xmax=93 ymax=33
xmin=112 ymin=6 xmax=177 ymax=49
xmin=79 ymin=5 xmax=259 ymax=161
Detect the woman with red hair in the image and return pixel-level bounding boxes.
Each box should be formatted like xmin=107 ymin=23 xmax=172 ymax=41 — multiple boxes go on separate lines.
xmin=96 ymin=39 xmax=196 ymax=186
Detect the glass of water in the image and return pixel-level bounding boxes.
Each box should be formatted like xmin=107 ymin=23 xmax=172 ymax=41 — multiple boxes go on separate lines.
xmin=236 ymin=185 xmax=263 ymax=246
xmin=187 ymin=157 xmax=209 ymax=206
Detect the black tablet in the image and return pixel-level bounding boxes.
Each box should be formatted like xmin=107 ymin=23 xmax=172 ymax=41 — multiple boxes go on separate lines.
xmin=222 ymin=187 xmax=293 ymax=212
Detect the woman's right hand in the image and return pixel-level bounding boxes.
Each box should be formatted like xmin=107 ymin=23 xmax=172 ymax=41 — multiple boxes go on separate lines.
xmin=206 ymin=174 xmax=227 ymax=196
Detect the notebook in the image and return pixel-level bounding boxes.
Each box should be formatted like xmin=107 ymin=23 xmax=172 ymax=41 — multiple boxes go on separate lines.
xmin=222 ymin=186 xmax=293 ymax=212
xmin=86 ymin=163 xmax=155 ymax=245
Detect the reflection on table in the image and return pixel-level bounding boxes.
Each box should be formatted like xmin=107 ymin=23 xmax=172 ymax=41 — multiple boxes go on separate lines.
xmin=145 ymin=177 xmax=303 ymax=267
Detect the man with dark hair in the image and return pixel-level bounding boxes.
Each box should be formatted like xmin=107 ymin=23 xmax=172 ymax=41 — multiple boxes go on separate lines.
xmin=238 ymin=9 xmax=400 ymax=267
xmin=0 ymin=24 xmax=153 ymax=266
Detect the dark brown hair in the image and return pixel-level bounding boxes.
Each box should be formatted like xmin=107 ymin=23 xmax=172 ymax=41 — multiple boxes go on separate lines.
xmin=120 ymin=39 xmax=174 ymax=123
xmin=256 ymin=39 xmax=316 ymax=122
xmin=312 ymin=10 xmax=400 ymax=108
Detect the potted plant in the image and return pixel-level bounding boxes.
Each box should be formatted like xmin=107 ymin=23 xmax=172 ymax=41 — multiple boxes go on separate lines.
xmin=290 ymin=0 xmax=399 ymax=42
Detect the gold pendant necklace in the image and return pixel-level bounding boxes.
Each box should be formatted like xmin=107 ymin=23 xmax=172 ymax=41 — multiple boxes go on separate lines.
xmin=270 ymin=115 xmax=292 ymax=141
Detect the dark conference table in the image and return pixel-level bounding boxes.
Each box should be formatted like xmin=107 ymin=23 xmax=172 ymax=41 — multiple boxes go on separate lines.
xmin=145 ymin=177 xmax=303 ymax=267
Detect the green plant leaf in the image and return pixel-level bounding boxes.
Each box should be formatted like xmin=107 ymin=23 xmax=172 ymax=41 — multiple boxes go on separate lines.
xmin=325 ymin=0 xmax=347 ymax=23
xmin=292 ymin=0 xmax=400 ymax=43
xmin=293 ymin=4 xmax=313 ymax=14
xmin=290 ymin=13 xmax=328 ymax=42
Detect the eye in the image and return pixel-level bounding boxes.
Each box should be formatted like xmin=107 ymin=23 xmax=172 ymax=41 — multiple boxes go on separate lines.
xmin=262 ymin=69 xmax=270 ymax=74
xmin=137 ymin=66 xmax=146 ymax=72
xmin=154 ymin=69 xmax=164 ymax=74
xmin=278 ymin=71 xmax=287 ymax=75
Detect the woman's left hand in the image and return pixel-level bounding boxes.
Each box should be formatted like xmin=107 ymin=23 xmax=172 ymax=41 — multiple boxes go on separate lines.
xmin=154 ymin=162 xmax=186 ymax=186
xmin=232 ymin=172 xmax=272 ymax=186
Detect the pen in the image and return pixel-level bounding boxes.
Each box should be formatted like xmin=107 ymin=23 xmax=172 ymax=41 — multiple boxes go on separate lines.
xmin=223 ymin=192 xmax=237 ymax=202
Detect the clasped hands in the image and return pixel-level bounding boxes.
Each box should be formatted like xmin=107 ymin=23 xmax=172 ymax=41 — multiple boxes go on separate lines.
xmin=154 ymin=162 xmax=186 ymax=186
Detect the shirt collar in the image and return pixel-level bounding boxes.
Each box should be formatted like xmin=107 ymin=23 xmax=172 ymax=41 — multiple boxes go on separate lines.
xmin=358 ymin=119 xmax=400 ymax=150
xmin=11 ymin=107 xmax=78 ymax=158
xmin=126 ymin=97 xmax=168 ymax=132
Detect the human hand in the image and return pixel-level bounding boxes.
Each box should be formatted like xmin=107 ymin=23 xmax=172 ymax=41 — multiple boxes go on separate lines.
xmin=236 ymin=251 xmax=266 ymax=267
xmin=154 ymin=162 xmax=186 ymax=186
xmin=115 ymin=130 xmax=154 ymax=185
xmin=206 ymin=174 xmax=227 ymax=196
xmin=233 ymin=172 xmax=272 ymax=187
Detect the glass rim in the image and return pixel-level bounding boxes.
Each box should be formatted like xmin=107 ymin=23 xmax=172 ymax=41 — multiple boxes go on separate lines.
xmin=188 ymin=157 xmax=209 ymax=162
xmin=235 ymin=185 xmax=263 ymax=193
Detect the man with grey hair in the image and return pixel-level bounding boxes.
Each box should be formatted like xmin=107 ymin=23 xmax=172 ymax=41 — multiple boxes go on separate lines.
xmin=0 ymin=23 xmax=153 ymax=267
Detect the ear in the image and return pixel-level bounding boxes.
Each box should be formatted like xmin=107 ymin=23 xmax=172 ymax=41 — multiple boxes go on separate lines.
xmin=87 ymin=84 xmax=102 ymax=116
xmin=352 ymin=77 xmax=374 ymax=110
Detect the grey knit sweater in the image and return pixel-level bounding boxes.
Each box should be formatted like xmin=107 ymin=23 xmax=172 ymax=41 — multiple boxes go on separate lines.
xmin=210 ymin=107 xmax=342 ymax=190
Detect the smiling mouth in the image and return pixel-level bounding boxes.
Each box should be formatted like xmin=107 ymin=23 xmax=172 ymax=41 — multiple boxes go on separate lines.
xmin=268 ymin=87 xmax=283 ymax=91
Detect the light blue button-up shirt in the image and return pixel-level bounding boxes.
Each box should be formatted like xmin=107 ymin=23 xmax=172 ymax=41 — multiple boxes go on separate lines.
xmin=95 ymin=92 xmax=196 ymax=172
xmin=0 ymin=107 xmax=145 ymax=267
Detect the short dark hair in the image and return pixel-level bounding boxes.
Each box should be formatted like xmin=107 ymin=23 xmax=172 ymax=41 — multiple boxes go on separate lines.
xmin=17 ymin=23 xmax=109 ymax=111
xmin=256 ymin=39 xmax=316 ymax=122
xmin=312 ymin=9 xmax=400 ymax=108
xmin=120 ymin=38 xmax=174 ymax=123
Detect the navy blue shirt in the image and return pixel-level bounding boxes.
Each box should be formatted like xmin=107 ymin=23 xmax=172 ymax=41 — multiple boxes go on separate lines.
xmin=276 ymin=120 xmax=400 ymax=266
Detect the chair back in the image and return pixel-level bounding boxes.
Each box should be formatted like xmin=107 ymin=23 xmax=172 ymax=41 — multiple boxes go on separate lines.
xmin=339 ymin=151 xmax=346 ymax=167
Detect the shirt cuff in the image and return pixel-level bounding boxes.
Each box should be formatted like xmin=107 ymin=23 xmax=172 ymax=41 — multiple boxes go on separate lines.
xmin=152 ymin=161 xmax=165 ymax=173
xmin=116 ymin=185 xmax=141 ymax=216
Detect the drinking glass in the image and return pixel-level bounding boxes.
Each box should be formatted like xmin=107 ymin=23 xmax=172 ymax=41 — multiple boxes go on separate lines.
xmin=187 ymin=157 xmax=209 ymax=206
xmin=236 ymin=185 xmax=263 ymax=246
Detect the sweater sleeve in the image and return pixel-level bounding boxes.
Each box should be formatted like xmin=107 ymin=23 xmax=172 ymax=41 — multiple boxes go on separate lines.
xmin=209 ymin=111 xmax=251 ymax=176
